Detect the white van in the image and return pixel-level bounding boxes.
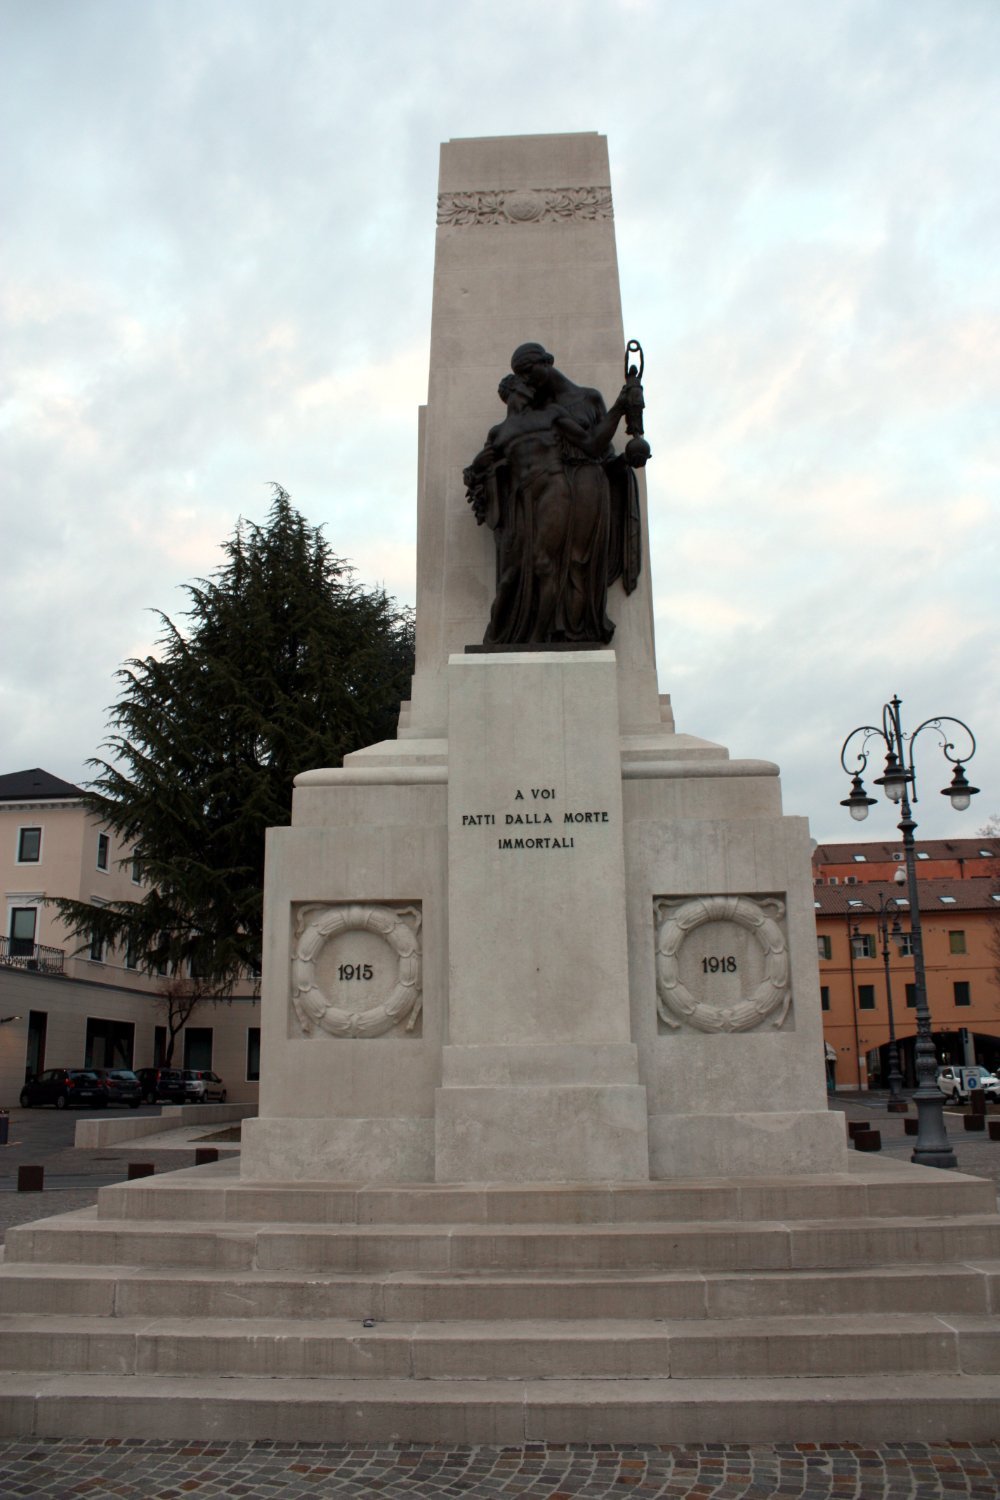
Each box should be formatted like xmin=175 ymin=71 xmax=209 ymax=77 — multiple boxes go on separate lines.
xmin=936 ymin=1065 xmax=1000 ymax=1103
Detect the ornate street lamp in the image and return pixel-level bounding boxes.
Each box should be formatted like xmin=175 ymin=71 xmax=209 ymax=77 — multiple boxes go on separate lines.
xmin=848 ymin=885 xmax=907 ymax=1106
xmin=839 ymin=696 xmax=979 ymax=1169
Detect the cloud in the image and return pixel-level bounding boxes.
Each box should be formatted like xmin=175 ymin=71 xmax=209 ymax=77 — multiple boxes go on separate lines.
xmin=1 ymin=0 xmax=997 ymax=832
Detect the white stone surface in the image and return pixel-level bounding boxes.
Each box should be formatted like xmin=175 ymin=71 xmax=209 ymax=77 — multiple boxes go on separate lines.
xmin=435 ymin=1085 xmax=650 ymax=1183
xmin=437 ymin=649 xmax=648 ymax=1181
xmin=447 ymin=651 xmax=631 ymax=1046
xmin=244 ymin=132 xmax=849 ymax=1187
xmin=407 ymin=133 xmax=663 ymax=739
xmin=241 ymin=1116 xmax=434 ymax=1183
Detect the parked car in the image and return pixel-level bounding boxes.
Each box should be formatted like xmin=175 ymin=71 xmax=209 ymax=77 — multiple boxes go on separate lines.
xmin=936 ymin=1066 xmax=1000 ymax=1104
xmin=19 ymin=1068 xmax=107 ymax=1110
xmin=181 ymin=1069 xmax=227 ymax=1103
xmin=92 ymin=1067 xmax=142 ymax=1108
xmin=135 ymin=1067 xmax=187 ymax=1105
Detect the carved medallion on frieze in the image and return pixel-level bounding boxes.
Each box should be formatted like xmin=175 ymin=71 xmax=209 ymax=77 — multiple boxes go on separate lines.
xmin=653 ymin=894 xmax=791 ymax=1034
xmin=437 ymin=186 xmax=613 ymax=226
xmin=290 ymin=902 xmax=422 ymax=1039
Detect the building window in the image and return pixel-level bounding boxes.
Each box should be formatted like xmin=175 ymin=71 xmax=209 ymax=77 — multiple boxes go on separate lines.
xmin=247 ymin=1027 xmax=261 ymax=1082
xmin=939 ymin=895 xmax=956 ymax=904
xmin=9 ymin=907 xmax=37 ymax=958
xmin=820 ymin=986 xmax=830 ymax=1012
xmin=27 ymin=1010 xmax=47 ymax=1075
xmin=954 ymin=981 xmax=971 ymax=1007
xmin=184 ymin=1027 xmax=213 ymax=1070
xmin=858 ymin=985 xmax=876 ymax=1010
xmin=853 ymin=854 xmax=867 ymax=862
xmin=88 ymin=929 xmax=104 ymax=963
xmin=85 ymin=1017 xmax=135 ymax=1069
xmin=131 ymin=853 xmax=142 ymax=885
xmin=124 ymin=934 xmax=138 ymax=970
xmin=817 ymin=935 xmax=832 ymax=960
xmin=96 ymin=833 xmax=110 ymax=872
xmin=949 ymin=931 xmax=967 ymax=955
xmin=17 ymin=827 xmax=41 ymax=863
xmin=898 ymin=933 xmax=915 ymax=957
xmin=905 ymin=983 xmax=916 ymax=1008
xmin=855 ymin=934 xmax=876 ymax=959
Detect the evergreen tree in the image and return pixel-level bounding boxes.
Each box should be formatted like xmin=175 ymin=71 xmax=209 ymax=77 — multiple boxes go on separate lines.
xmin=54 ymin=486 xmax=414 ymax=990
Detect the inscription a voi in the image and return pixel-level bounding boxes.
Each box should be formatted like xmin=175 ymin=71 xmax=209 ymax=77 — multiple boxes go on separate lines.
xmin=458 ymin=785 xmax=610 ymax=849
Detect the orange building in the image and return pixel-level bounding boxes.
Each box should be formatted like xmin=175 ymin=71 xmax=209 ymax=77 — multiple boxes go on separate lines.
xmin=813 ymin=838 xmax=1000 ymax=1090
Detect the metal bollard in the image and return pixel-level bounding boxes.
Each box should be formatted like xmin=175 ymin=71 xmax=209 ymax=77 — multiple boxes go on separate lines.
xmin=963 ymin=1113 xmax=986 ymax=1132
xmin=0 ymin=1109 xmax=9 ymax=1145
xmin=17 ymin=1165 xmax=43 ymax=1191
xmin=853 ymin=1129 xmax=882 ymax=1152
xmin=127 ymin=1162 xmax=155 ymax=1180
xmin=904 ymin=1118 xmax=919 ymax=1136
xmin=194 ymin=1147 xmax=219 ymax=1165
xmin=989 ymin=1121 xmax=1000 ymax=1141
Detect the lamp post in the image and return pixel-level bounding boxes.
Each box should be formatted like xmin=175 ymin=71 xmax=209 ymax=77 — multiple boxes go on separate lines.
xmin=839 ymin=695 xmax=979 ymax=1169
xmin=848 ymin=888 xmax=906 ymax=1106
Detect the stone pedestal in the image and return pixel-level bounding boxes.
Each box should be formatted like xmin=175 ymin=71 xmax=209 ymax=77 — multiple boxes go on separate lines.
xmin=436 ymin=651 xmax=648 ymax=1180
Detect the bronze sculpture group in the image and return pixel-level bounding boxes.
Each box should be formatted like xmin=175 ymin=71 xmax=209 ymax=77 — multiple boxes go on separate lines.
xmin=464 ymin=342 xmax=649 ymax=647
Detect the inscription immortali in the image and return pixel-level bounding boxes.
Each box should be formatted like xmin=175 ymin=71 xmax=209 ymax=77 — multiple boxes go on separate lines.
xmin=458 ymin=786 xmax=611 ymax=852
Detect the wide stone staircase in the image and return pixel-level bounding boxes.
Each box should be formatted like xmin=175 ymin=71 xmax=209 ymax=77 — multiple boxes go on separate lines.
xmin=1 ymin=1156 xmax=999 ymax=1442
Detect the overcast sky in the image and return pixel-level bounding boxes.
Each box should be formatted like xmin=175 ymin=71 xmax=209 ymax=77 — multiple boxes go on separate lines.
xmin=2 ymin=0 xmax=997 ymax=843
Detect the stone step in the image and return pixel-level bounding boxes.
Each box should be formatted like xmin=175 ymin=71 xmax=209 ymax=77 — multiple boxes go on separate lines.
xmin=0 ymin=1311 xmax=996 ymax=1380
xmin=0 ymin=1261 xmax=994 ymax=1322
xmin=1 ymin=1370 xmax=999 ymax=1443
xmin=8 ymin=1210 xmax=1000 ymax=1274
xmin=94 ymin=1166 xmax=998 ymax=1225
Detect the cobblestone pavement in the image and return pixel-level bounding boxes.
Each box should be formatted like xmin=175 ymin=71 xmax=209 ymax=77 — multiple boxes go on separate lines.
xmin=1 ymin=1438 xmax=999 ymax=1499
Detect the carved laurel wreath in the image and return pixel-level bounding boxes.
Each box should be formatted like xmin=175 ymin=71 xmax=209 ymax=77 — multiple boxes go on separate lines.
xmin=291 ymin=903 xmax=422 ymax=1039
xmin=437 ymin=186 xmax=613 ymax=226
xmin=654 ymin=895 xmax=791 ymax=1034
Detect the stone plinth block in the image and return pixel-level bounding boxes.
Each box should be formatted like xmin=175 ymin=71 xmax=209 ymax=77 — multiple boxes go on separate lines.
xmin=241 ymin=1116 xmax=434 ymax=1184
xmin=435 ymin=1083 xmax=649 ymax=1183
xmin=447 ymin=650 xmax=632 ymax=1047
xmin=649 ymin=1111 xmax=846 ymax=1179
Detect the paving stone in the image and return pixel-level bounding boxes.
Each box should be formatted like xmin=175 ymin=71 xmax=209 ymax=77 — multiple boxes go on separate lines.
xmin=1 ymin=1439 xmax=1000 ymax=1497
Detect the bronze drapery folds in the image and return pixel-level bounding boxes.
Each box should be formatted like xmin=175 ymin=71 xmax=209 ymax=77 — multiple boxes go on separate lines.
xmin=464 ymin=342 xmax=648 ymax=647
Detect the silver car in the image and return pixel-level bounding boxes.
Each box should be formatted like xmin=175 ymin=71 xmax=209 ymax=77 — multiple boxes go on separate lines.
xmin=181 ymin=1068 xmax=227 ymax=1102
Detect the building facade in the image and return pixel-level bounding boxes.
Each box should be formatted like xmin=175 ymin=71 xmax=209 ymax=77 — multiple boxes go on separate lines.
xmin=814 ymin=837 xmax=1000 ymax=1090
xmin=0 ymin=769 xmax=260 ymax=1105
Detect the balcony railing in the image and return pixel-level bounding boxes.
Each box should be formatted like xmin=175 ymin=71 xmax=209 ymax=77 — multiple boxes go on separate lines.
xmin=0 ymin=937 xmax=66 ymax=976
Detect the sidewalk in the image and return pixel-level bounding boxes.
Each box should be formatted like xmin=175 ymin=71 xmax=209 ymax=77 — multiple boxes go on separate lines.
xmin=1 ymin=1435 xmax=999 ymax=1498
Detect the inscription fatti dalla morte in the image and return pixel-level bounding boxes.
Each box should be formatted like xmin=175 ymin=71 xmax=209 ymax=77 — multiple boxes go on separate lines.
xmin=460 ymin=787 xmax=610 ymax=851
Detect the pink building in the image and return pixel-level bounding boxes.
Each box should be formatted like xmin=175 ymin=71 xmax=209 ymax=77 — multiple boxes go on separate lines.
xmin=0 ymin=769 xmax=260 ymax=1103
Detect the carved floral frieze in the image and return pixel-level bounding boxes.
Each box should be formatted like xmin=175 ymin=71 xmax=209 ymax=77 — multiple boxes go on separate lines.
xmin=437 ymin=186 xmax=613 ymax=227
xmin=653 ymin=894 xmax=792 ymax=1034
xmin=290 ymin=902 xmax=422 ymax=1039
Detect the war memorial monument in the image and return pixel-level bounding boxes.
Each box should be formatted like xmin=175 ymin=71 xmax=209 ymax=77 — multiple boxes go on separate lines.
xmin=1 ymin=133 xmax=998 ymax=1444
